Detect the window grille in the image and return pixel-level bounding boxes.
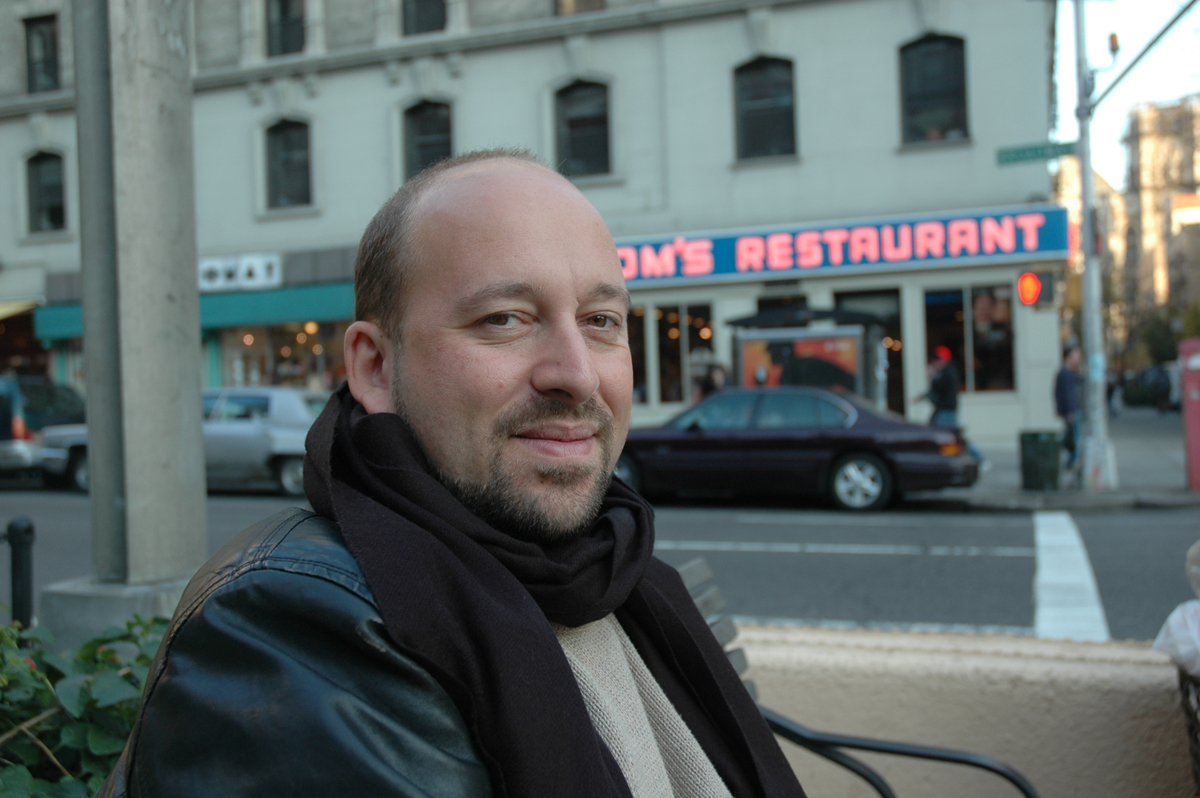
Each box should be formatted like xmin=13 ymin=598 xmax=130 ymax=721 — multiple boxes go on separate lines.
xmin=900 ymin=35 xmax=968 ymax=143
xmin=734 ymin=58 xmax=796 ymax=160
xmin=27 ymin=152 xmax=65 ymax=233
xmin=267 ymin=120 xmax=311 ymax=208
xmin=555 ymin=81 xmax=610 ymax=177
xmin=404 ymin=102 xmax=452 ymax=180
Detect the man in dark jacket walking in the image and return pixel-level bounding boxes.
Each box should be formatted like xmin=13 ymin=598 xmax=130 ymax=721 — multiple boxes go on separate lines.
xmin=1056 ymin=345 xmax=1083 ymax=468
xmin=100 ymin=151 xmax=805 ymax=798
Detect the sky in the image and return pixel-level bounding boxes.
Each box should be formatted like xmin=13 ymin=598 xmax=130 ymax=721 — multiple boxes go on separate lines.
xmin=1052 ymin=0 xmax=1200 ymax=192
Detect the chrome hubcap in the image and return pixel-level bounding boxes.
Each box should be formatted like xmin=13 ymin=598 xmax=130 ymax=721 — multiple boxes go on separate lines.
xmin=834 ymin=461 xmax=882 ymax=508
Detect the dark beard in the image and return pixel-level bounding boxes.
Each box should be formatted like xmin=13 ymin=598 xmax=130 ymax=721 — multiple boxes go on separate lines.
xmin=394 ymin=380 xmax=615 ymax=544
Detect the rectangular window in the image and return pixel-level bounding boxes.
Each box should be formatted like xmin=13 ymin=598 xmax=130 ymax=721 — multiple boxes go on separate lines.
xmin=900 ymin=35 xmax=967 ymax=144
xmin=267 ymin=120 xmax=311 ymax=208
xmin=404 ymin=0 xmax=446 ymax=34
xmin=25 ymin=16 xmax=59 ymax=93
xmin=686 ymin=304 xmax=714 ymax=401
xmin=556 ymin=0 xmax=605 ymax=15
xmin=267 ymin=0 xmax=305 ymax=57
xmin=27 ymin=152 xmax=65 ymax=233
xmin=629 ymin=306 xmax=647 ymax=404
xmin=836 ymin=290 xmax=904 ymax=413
xmin=657 ymin=306 xmax=682 ymax=403
xmin=924 ymin=285 xmax=1014 ymax=394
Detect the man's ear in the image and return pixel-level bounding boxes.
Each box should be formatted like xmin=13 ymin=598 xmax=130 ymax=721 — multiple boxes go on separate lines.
xmin=344 ymin=321 xmax=395 ymax=414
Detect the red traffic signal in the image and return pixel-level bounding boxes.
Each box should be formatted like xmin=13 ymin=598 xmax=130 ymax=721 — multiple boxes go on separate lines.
xmin=1017 ymin=272 xmax=1043 ymax=305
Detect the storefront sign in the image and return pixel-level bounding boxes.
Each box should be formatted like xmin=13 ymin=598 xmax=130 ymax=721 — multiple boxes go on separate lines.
xmin=198 ymin=253 xmax=283 ymax=292
xmin=617 ymin=205 xmax=1068 ymax=289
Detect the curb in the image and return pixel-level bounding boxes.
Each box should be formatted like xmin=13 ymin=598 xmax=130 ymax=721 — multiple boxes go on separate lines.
xmin=905 ymin=489 xmax=1200 ymax=512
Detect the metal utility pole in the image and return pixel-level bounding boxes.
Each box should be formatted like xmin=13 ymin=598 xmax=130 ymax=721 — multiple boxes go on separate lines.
xmin=1073 ymin=0 xmax=1119 ymax=490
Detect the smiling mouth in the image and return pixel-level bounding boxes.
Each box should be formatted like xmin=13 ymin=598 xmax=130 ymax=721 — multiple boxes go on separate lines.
xmin=512 ymin=427 xmax=599 ymax=459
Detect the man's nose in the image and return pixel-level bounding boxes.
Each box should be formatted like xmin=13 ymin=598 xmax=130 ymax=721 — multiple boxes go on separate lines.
xmin=529 ymin=319 xmax=600 ymax=405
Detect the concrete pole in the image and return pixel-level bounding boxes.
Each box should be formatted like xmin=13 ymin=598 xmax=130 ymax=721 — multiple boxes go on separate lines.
xmin=106 ymin=0 xmax=209 ymax=582
xmin=45 ymin=0 xmax=209 ymax=647
xmin=72 ymin=0 xmax=126 ymax=582
xmin=1074 ymin=0 xmax=1119 ymax=490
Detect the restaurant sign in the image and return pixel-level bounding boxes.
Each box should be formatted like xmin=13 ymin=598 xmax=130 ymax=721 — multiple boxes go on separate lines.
xmin=616 ymin=204 xmax=1068 ymax=289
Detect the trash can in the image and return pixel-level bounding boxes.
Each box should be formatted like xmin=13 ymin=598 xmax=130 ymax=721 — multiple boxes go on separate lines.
xmin=1019 ymin=431 xmax=1061 ymax=490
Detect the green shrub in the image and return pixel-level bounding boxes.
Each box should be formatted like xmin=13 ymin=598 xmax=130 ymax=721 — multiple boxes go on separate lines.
xmin=0 ymin=617 xmax=167 ymax=797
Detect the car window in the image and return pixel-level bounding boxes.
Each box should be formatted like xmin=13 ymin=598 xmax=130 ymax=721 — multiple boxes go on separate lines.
xmin=756 ymin=392 xmax=818 ymax=429
xmin=202 ymin=395 xmax=219 ymax=419
xmin=670 ymin=393 xmax=758 ymax=431
xmin=18 ymin=382 xmax=86 ymax=428
xmin=216 ymin=395 xmax=270 ymax=421
xmin=815 ymin=398 xmax=850 ymax=427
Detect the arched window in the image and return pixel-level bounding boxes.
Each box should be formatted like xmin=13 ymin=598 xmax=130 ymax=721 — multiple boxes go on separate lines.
xmin=27 ymin=152 xmax=65 ymax=233
xmin=404 ymin=101 xmax=452 ymax=180
xmin=404 ymin=0 xmax=446 ymax=35
xmin=266 ymin=0 xmax=304 ymax=57
xmin=900 ymin=35 xmax=967 ymax=143
xmin=555 ymin=81 xmax=609 ymax=177
xmin=734 ymin=57 xmax=796 ymax=160
xmin=266 ymin=120 xmax=311 ymax=208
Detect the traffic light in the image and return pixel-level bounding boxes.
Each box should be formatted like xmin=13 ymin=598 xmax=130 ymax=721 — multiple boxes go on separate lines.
xmin=1017 ymin=272 xmax=1055 ymax=308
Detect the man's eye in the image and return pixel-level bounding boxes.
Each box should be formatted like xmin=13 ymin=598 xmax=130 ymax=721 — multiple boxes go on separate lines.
xmin=484 ymin=313 xmax=516 ymax=327
xmin=586 ymin=314 xmax=617 ymax=329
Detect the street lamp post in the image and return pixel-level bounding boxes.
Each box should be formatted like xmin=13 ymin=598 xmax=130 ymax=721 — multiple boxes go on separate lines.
xmin=1074 ymin=0 xmax=1118 ymax=490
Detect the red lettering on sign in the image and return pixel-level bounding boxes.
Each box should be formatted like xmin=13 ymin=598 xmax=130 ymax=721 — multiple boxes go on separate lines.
xmin=821 ymin=229 xmax=850 ymax=266
xmin=947 ymin=218 xmax=979 ymax=257
xmin=735 ymin=236 xmax=765 ymax=272
xmin=1014 ymin=213 xmax=1046 ymax=251
xmin=766 ymin=233 xmax=794 ymax=270
xmin=796 ymin=231 xmax=823 ymax=268
xmin=914 ymin=221 xmax=945 ymax=259
xmin=981 ymin=216 xmax=1016 ymax=254
xmin=617 ymin=246 xmax=638 ymax=280
xmin=639 ymin=244 xmax=676 ymax=278
xmin=849 ymin=227 xmax=880 ymax=263
xmin=679 ymin=238 xmax=714 ymax=276
xmin=881 ymin=224 xmax=912 ymax=261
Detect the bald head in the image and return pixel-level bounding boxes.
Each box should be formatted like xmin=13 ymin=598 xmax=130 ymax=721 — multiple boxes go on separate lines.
xmin=354 ymin=150 xmax=614 ymax=341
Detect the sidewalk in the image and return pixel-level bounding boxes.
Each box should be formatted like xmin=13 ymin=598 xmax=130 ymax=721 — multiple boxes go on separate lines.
xmin=908 ymin=407 xmax=1197 ymax=511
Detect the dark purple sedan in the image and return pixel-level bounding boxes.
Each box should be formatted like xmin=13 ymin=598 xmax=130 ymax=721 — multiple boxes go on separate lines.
xmin=614 ymin=387 xmax=978 ymax=510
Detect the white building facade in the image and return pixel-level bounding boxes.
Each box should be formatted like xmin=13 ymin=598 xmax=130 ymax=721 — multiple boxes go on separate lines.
xmin=0 ymin=0 xmax=1064 ymax=445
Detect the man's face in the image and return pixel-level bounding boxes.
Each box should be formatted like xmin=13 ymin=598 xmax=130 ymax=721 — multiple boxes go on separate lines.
xmin=389 ymin=161 xmax=633 ymax=541
xmin=1067 ymin=348 xmax=1082 ymax=370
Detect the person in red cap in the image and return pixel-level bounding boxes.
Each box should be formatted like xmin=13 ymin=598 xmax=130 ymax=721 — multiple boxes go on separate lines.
xmin=914 ymin=346 xmax=988 ymax=468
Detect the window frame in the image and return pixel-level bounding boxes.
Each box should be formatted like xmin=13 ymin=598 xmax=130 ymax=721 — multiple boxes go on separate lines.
xmin=24 ymin=15 xmax=60 ymax=94
xmin=898 ymin=34 xmax=969 ymax=146
xmin=403 ymin=100 xmax=453 ymax=181
xmin=264 ymin=118 xmax=313 ymax=211
xmin=403 ymin=0 xmax=447 ymax=35
xmin=733 ymin=56 xmax=797 ymax=161
xmin=923 ymin=282 xmax=1016 ymax=395
xmin=266 ymin=0 xmax=305 ymax=57
xmin=555 ymin=80 xmax=611 ymax=178
xmin=25 ymin=150 xmax=66 ymax=235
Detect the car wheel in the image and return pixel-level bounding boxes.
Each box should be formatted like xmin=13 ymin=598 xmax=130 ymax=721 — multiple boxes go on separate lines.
xmin=69 ymin=451 xmax=90 ymax=493
xmin=277 ymin=457 xmax=306 ymax=497
xmin=829 ymin=453 xmax=891 ymax=511
xmin=613 ymin=454 xmax=642 ymax=493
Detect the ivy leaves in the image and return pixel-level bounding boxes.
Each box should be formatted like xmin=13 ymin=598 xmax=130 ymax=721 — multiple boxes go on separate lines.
xmin=0 ymin=617 xmax=167 ymax=797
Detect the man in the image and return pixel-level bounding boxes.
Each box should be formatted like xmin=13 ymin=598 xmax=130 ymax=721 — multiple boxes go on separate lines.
xmin=100 ymin=151 xmax=805 ymax=798
xmin=1056 ymin=345 xmax=1083 ymax=469
xmin=915 ymin=346 xmax=987 ymax=468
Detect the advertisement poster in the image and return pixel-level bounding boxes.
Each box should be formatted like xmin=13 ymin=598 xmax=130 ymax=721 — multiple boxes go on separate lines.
xmin=738 ymin=328 xmax=862 ymax=393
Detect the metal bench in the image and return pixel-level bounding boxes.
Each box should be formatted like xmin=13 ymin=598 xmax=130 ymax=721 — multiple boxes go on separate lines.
xmin=676 ymin=557 xmax=1039 ymax=798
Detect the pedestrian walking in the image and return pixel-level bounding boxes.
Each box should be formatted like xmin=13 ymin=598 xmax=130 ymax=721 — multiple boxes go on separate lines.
xmin=1056 ymin=345 xmax=1083 ymax=469
xmin=914 ymin=346 xmax=988 ymax=468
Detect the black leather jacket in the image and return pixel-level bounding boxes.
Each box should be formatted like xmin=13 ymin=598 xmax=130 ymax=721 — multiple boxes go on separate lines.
xmin=99 ymin=508 xmax=494 ymax=797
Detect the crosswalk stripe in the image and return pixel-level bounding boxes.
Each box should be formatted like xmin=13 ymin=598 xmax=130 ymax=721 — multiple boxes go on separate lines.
xmin=654 ymin=540 xmax=1034 ymax=557
xmin=1033 ymin=511 xmax=1110 ymax=642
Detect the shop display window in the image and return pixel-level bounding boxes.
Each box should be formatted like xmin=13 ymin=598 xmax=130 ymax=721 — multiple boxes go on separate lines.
xmin=221 ymin=321 xmax=347 ymax=390
xmin=629 ymin=306 xmax=647 ymax=403
xmin=686 ymin=304 xmax=715 ymax=401
xmin=657 ymin=306 xmax=683 ymax=403
xmin=836 ymin=290 xmax=904 ymax=413
xmin=923 ymin=285 xmax=1014 ymax=393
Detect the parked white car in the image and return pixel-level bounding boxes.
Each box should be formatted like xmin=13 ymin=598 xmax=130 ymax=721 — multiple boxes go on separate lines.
xmin=42 ymin=387 xmax=329 ymax=495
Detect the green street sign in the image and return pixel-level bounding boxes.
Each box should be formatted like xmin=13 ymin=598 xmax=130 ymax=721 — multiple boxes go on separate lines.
xmin=996 ymin=141 xmax=1076 ymax=165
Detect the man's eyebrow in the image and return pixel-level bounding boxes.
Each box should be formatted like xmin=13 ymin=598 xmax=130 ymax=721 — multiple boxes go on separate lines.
xmin=455 ymin=282 xmax=538 ymax=314
xmin=587 ymin=283 xmax=632 ymax=313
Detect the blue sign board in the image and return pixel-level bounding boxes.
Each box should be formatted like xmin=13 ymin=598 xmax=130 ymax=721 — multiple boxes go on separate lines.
xmin=615 ymin=204 xmax=1069 ymax=289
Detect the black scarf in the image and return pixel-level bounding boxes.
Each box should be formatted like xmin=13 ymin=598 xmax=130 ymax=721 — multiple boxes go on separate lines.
xmin=304 ymin=384 xmax=805 ymax=798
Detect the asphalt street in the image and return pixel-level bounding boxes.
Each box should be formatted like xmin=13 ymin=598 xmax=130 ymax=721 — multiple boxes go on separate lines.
xmin=0 ymin=485 xmax=1193 ymax=641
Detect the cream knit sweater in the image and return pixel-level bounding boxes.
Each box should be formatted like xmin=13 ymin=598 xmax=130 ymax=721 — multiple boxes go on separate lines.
xmin=553 ymin=615 xmax=735 ymax=798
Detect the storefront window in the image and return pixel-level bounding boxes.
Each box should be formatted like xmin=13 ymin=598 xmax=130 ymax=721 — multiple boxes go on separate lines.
xmin=657 ymin=306 xmax=682 ymax=403
xmin=220 ymin=321 xmax=347 ymax=390
xmin=970 ymin=286 xmax=1014 ymax=391
xmin=924 ymin=285 xmax=1014 ymax=394
xmin=686 ymin=304 xmax=714 ymax=401
xmin=923 ymin=289 xmax=966 ymax=390
xmin=629 ymin=306 xmax=646 ymax=403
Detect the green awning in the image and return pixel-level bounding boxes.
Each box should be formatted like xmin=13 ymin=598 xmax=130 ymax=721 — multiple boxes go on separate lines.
xmin=35 ymin=281 xmax=356 ymax=341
